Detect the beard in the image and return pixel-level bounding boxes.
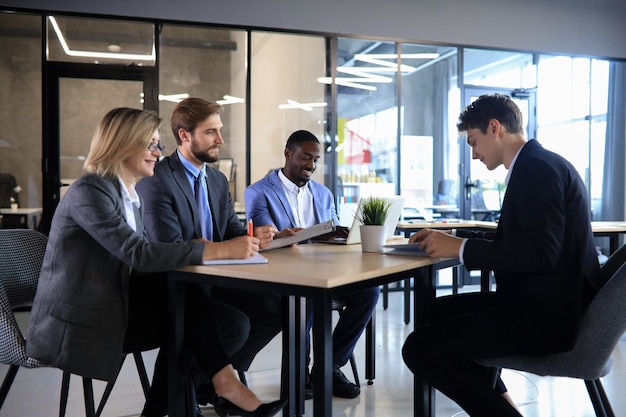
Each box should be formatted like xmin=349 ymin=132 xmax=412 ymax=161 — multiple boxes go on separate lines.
xmin=190 ymin=141 xmax=219 ymax=164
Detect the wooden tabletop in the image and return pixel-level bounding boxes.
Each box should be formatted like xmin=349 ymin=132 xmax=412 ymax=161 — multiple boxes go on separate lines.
xmin=176 ymin=241 xmax=440 ymax=289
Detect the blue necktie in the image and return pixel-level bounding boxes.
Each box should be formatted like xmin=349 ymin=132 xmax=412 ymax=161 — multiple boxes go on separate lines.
xmin=194 ymin=171 xmax=213 ymax=240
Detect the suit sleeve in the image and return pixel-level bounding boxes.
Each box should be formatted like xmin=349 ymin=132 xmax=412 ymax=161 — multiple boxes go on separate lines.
xmin=136 ymin=173 xmax=187 ymax=243
xmin=244 ymin=184 xmax=282 ymax=228
xmin=73 ymin=176 xmax=203 ymax=271
xmin=463 ymin=159 xmax=568 ymax=272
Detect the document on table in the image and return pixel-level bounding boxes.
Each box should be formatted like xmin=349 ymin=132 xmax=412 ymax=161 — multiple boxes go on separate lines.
xmin=383 ymin=243 xmax=429 ymax=256
xmin=203 ymin=252 xmax=268 ymax=265
xmin=260 ymin=219 xmax=335 ymax=251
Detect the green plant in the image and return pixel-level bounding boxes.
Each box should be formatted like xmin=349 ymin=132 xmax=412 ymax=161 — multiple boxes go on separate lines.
xmin=356 ymin=196 xmax=392 ymax=225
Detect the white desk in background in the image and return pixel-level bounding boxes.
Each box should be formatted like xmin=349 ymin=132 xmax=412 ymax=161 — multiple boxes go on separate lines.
xmin=0 ymin=207 xmax=42 ymax=229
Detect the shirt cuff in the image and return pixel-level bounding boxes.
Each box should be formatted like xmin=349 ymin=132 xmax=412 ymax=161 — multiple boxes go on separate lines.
xmin=459 ymin=238 xmax=468 ymax=265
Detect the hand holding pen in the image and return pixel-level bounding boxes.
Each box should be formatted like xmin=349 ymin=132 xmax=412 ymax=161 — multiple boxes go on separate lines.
xmin=247 ymin=219 xmax=278 ymax=249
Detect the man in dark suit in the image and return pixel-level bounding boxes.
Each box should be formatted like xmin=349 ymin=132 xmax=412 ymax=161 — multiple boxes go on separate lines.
xmin=136 ymin=98 xmax=282 ymax=415
xmin=402 ymin=93 xmax=601 ymax=416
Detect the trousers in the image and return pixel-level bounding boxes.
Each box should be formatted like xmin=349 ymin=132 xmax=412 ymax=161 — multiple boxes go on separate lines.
xmin=402 ymin=291 xmax=529 ymax=417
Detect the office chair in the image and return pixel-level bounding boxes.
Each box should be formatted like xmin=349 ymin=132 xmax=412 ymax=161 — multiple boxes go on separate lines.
xmin=0 ymin=173 xmax=19 ymax=208
xmin=480 ymin=247 xmax=626 ymax=417
xmin=0 ymin=229 xmax=152 ymax=417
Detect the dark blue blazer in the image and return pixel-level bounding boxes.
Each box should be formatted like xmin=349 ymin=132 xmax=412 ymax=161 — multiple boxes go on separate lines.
xmin=460 ymin=139 xmax=601 ymax=353
xmin=136 ymin=151 xmax=245 ymax=243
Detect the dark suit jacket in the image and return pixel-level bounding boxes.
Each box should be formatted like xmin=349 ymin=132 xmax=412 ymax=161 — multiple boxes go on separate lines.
xmin=136 ymin=151 xmax=245 ymax=243
xmin=459 ymin=139 xmax=601 ymax=354
xmin=26 ymin=174 xmax=204 ymax=381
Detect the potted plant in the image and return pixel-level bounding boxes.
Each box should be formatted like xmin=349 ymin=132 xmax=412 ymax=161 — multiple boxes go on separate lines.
xmin=356 ymin=196 xmax=392 ymax=252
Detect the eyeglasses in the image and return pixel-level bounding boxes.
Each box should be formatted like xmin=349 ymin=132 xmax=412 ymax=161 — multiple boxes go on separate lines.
xmin=148 ymin=142 xmax=165 ymax=152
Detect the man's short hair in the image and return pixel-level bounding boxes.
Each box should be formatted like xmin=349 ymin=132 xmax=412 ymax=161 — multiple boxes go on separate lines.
xmin=171 ymin=98 xmax=223 ymax=145
xmin=285 ymin=130 xmax=319 ymax=151
xmin=457 ymin=93 xmax=524 ymax=134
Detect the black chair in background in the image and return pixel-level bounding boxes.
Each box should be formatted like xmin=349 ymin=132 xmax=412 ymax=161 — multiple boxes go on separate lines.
xmin=0 ymin=173 xmax=19 ymax=208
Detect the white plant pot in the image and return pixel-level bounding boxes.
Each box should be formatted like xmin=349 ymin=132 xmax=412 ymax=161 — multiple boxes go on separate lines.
xmin=360 ymin=225 xmax=387 ymax=253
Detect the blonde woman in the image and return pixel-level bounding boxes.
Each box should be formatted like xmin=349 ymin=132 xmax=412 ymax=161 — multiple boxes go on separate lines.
xmin=26 ymin=108 xmax=286 ymax=417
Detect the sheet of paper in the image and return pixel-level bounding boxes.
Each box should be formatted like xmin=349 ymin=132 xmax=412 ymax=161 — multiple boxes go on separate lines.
xmin=382 ymin=243 xmax=429 ymax=256
xmin=203 ymin=252 xmax=268 ymax=265
xmin=260 ymin=219 xmax=335 ymax=251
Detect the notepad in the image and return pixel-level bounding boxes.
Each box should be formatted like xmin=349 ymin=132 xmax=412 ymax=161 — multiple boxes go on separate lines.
xmin=260 ymin=219 xmax=335 ymax=251
xmin=383 ymin=243 xmax=429 ymax=256
xmin=203 ymin=252 xmax=268 ymax=265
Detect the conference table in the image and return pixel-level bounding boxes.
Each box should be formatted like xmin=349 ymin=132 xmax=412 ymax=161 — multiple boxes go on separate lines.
xmin=167 ymin=243 xmax=459 ymax=417
xmin=397 ymin=220 xmax=626 ymax=255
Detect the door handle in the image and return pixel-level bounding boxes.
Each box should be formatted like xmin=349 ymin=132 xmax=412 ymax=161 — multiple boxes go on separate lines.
xmin=465 ymin=177 xmax=478 ymax=199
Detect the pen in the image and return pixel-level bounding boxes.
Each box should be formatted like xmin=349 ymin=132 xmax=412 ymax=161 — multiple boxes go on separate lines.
xmin=248 ymin=219 xmax=254 ymax=237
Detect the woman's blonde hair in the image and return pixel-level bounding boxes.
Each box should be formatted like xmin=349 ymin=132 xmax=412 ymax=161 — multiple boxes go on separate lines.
xmin=84 ymin=107 xmax=161 ymax=178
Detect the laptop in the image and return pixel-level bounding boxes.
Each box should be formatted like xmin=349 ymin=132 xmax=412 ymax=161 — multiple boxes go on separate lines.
xmin=314 ymin=196 xmax=406 ymax=245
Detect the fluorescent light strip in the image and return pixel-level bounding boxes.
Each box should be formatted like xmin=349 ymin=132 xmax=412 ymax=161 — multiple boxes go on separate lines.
xmin=317 ymin=76 xmax=379 ymax=91
xmin=48 ymin=16 xmax=155 ymax=62
xmin=278 ymin=99 xmax=328 ymax=110
xmin=318 ymin=52 xmax=441 ymax=90
xmin=217 ymin=95 xmax=245 ymax=105
xmin=158 ymin=93 xmax=190 ymax=103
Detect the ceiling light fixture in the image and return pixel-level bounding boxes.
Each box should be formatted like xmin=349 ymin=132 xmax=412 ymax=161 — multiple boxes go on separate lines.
xmin=278 ymin=99 xmax=328 ymax=111
xmin=48 ymin=16 xmax=155 ymax=62
xmin=217 ymin=95 xmax=245 ymax=105
xmin=318 ymin=52 xmax=441 ymax=90
xmin=158 ymin=93 xmax=190 ymax=103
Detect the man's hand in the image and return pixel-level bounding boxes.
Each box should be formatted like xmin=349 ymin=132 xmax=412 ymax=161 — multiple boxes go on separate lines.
xmin=254 ymin=225 xmax=279 ymax=249
xmin=408 ymin=228 xmax=461 ymax=258
xmin=276 ymin=227 xmax=303 ymax=239
xmin=202 ymin=235 xmax=260 ymax=260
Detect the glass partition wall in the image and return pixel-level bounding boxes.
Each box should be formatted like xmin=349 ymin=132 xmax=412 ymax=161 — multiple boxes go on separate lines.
xmin=0 ymin=10 xmax=617 ymax=241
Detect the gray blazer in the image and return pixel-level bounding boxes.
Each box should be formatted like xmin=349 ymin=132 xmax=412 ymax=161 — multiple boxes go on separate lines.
xmin=26 ymin=173 xmax=204 ymax=381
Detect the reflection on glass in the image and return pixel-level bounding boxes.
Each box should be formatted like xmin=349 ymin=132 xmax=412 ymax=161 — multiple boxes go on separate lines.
xmin=250 ymin=31 xmax=326 ymax=197
xmin=464 ymin=48 xmax=536 ymax=89
xmin=160 ymin=24 xmax=247 ymax=201
xmin=400 ymin=43 xmax=459 ymax=218
xmin=335 ymin=38 xmax=398 ymax=225
xmin=47 ymin=15 xmax=155 ymax=66
xmin=0 ymin=12 xmax=42 ymax=209
xmin=537 ymin=54 xmax=609 ymax=217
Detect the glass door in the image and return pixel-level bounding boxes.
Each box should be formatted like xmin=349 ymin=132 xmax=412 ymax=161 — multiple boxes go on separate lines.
xmin=41 ymin=62 xmax=156 ymax=233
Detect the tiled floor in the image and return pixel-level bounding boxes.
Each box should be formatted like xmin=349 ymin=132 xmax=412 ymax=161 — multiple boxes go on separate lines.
xmin=3 ymin=285 xmax=625 ymax=417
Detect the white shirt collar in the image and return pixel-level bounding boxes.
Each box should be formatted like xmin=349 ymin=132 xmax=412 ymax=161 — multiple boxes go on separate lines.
xmin=505 ymin=141 xmax=527 ymax=185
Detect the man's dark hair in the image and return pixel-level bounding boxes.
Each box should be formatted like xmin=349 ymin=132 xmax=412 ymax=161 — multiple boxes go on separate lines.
xmin=171 ymin=98 xmax=223 ymax=145
xmin=457 ymin=93 xmax=524 ymax=134
xmin=285 ymin=130 xmax=319 ymax=151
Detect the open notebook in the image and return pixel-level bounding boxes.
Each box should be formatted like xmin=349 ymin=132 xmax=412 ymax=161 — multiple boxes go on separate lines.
xmin=313 ymin=196 xmax=405 ymax=245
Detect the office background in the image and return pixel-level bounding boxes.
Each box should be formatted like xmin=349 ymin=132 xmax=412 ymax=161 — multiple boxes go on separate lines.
xmin=0 ymin=0 xmax=625 ymax=239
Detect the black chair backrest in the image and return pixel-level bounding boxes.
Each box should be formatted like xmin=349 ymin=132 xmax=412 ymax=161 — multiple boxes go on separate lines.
xmin=0 ymin=173 xmax=19 ymax=208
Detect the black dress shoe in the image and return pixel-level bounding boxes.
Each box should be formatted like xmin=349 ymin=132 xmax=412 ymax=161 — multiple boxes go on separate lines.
xmin=214 ymin=398 xmax=288 ymax=417
xmin=196 ymin=382 xmax=217 ymax=406
xmin=332 ymin=366 xmax=360 ymax=399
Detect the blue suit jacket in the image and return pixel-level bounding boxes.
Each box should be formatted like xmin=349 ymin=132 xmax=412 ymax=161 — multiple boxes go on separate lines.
xmin=244 ymin=169 xmax=339 ymax=230
xmin=459 ymin=139 xmax=601 ymax=353
xmin=136 ymin=151 xmax=245 ymax=243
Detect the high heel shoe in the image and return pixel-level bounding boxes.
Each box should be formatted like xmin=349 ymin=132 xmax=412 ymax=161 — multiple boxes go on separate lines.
xmin=214 ymin=398 xmax=287 ymax=417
